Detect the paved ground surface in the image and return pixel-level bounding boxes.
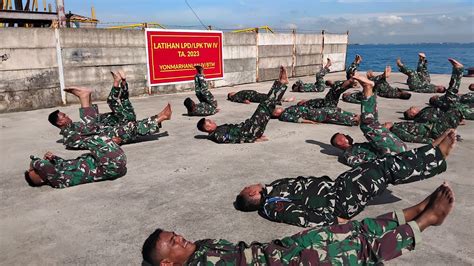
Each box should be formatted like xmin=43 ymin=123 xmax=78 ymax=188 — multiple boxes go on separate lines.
xmin=0 ymin=71 xmax=473 ymax=265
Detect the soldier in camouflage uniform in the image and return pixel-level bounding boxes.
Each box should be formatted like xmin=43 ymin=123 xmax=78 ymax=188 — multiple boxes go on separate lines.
xmin=346 ymin=54 xmax=362 ymax=79
xmin=233 ymin=129 xmax=456 ymax=229
xmin=417 ymin=52 xmax=431 ymax=83
xmin=197 ymin=67 xmax=289 ymax=144
xmin=184 ymin=65 xmax=218 ymax=116
xmin=25 ymin=134 xmax=127 ymax=189
xmin=297 ymin=78 xmax=357 ymax=109
xmin=342 ymin=66 xmax=412 ymax=104
xmin=292 ymin=58 xmax=332 ymax=92
xmin=332 ymin=75 xmax=407 ymax=167
xmin=142 ymin=179 xmax=455 ymax=265
xmin=397 ymin=57 xmax=446 ymax=93
xmin=273 ymin=104 xmax=359 ymax=126
xmin=49 ymin=84 xmax=172 ymax=150
xmin=227 ymin=89 xmax=294 ymax=104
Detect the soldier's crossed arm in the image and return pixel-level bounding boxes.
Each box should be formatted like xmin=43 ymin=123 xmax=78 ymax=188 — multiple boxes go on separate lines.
xmin=262 ymin=200 xmax=332 ymax=228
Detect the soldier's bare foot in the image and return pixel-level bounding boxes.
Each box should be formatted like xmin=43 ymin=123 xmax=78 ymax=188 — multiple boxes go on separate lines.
xmin=111 ymin=71 xmax=121 ymax=87
xmin=64 ymin=87 xmax=92 ymax=99
xmin=352 ymin=74 xmax=374 ymax=97
xmin=418 ymin=52 xmax=426 ymax=59
xmin=415 ymin=182 xmax=454 ymax=231
xmin=255 ymin=136 xmax=268 ymax=142
xmin=325 ymin=58 xmax=332 ymax=68
xmin=117 ymin=69 xmax=126 ymax=80
xmin=353 ymin=114 xmax=361 ymax=126
xmin=402 ymin=184 xmax=446 ymax=222
xmin=243 ymin=100 xmax=251 ymax=104
xmin=396 ymin=58 xmax=403 ymax=67
xmin=437 ymin=129 xmax=456 ymax=158
xmin=448 ymin=58 xmax=463 ymax=69
xmin=355 ymin=54 xmax=362 ymax=64
xmin=156 ymin=103 xmax=172 ymax=122
xmin=384 ymin=65 xmax=392 ymax=79
xmin=469 ymin=83 xmax=474 ymax=91
xmin=279 ymin=65 xmax=289 ymax=85
xmin=366 ymin=70 xmax=375 ymax=79
xmin=283 ymin=96 xmax=295 ymax=102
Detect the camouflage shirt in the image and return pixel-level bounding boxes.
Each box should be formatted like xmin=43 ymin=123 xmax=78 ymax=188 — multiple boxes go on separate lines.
xmin=278 ymin=105 xmax=310 ymax=123
xmin=302 ymin=81 xmax=348 ymax=109
xmin=195 ymin=74 xmax=217 ymax=108
xmin=413 ymin=106 xmax=444 ymax=124
xmin=343 ymin=143 xmax=379 ymax=167
xmin=228 ymin=90 xmax=267 ymax=103
xmin=259 ymin=176 xmax=338 ymax=227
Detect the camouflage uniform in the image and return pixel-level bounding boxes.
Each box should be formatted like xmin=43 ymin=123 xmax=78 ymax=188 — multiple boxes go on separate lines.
xmin=460 ymin=92 xmax=474 ymax=105
xmin=429 ymin=66 xmax=473 ymax=120
xmin=342 ymin=91 xmax=364 ymax=104
xmin=411 ymin=106 xmax=444 ymax=124
xmin=343 ymin=74 xmax=407 ymax=104
xmin=187 ymin=74 xmax=218 ymax=116
xmin=300 ymin=80 xmax=349 ymax=109
xmin=343 ymin=95 xmax=407 ymax=167
xmin=258 ymin=144 xmax=445 ymax=228
xmin=279 ymin=105 xmax=358 ymax=126
xmin=293 ymin=67 xmax=329 ymax=92
xmin=346 ymin=59 xmax=359 ymax=80
xmin=208 ymin=81 xmax=286 ymax=143
xmin=30 ymin=135 xmax=127 ymax=189
xmin=417 ymin=58 xmax=431 ymax=83
xmin=99 ymin=83 xmax=136 ymax=125
xmin=227 ymin=90 xmax=268 ymax=104
xmin=61 ymin=105 xmax=161 ymax=150
xmin=187 ymin=210 xmax=421 ymax=265
xmin=398 ymin=64 xmax=436 ymax=93
xmin=390 ymin=108 xmax=463 ymax=143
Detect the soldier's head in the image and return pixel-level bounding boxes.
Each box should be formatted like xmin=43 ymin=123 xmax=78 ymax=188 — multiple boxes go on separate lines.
xmin=435 ymin=86 xmax=446 ymax=93
xmin=330 ymin=133 xmax=353 ymax=150
xmin=48 ymin=110 xmax=72 ymax=128
xmin=429 ymin=95 xmax=439 ymax=106
xmin=142 ymin=229 xmax=196 ymax=265
xmin=197 ymin=118 xmax=217 ymax=133
xmin=469 ymin=83 xmax=474 ymax=91
xmin=399 ymin=92 xmax=412 ymax=100
xmin=325 ymin=80 xmax=334 ymax=87
xmin=235 ymin=183 xmax=264 ymax=212
xmin=227 ymin=92 xmax=236 ymax=100
xmin=366 ymin=70 xmax=375 ymax=79
xmin=194 ymin=65 xmax=204 ymax=75
xmin=271 ymin=107 xmax=284 ymax=118
xmin=24 ymin=169 xmax=45 ymax=187
xmin=403 ymin=106 xmax=421 ymax=120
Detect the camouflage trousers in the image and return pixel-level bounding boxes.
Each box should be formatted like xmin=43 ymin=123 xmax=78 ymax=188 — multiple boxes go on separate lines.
xmin=346 ymin=61 xmax=359 ymax=80
xmin=390 ymin=122 xmax=434 ymax=144
xmin=399 ymin=65 xmax=436 ymax=93
xmin=31 ymin=135 xmax=127 ymax=188
xmin=279 ymin=211 xmax=421 ymax=265
xmin=417 ymin=58 xmax=431 ymax=83
xmin=228 ymin=90 xmax=268 ymax=103
xmin=333 ymin=144 xmax=446 ymax=220
xmin=292 ymin=67 xmax=328 ymax=92
xmin=112 ymin=116 xmax=161 ymax=144
xmin=360 ymin=95 xmax=406 ymax=154
xmin=99 ymin=84 xmax=136 ymax=125
xmin=307 ymin=107 xmax=359 ymax=126
xmin=343 ymin=91 xmax=364 ymax=104
xmin=189 ymin=101 xmax=218 ymax=116
xmin=460 ymin=92 xmax=474 ymax=105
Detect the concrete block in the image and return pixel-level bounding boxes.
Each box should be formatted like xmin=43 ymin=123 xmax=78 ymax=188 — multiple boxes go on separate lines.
xmin=0 ymin=86 xmax=61 ymax=112
xmin=258 ymin=33 xmax=293 ymax=45
xmin=63 ymin=64 xmax=147 ymax=88
xmin=295 ymin=34 xmax=323 ymax=44
xmin=324 ymin=34 xmax=348 ymax=44
xmin=258 ymin=66 xmax=293 ymax=81
xmin=258 ymin=57 xmax=293 ymax=69
xmin=214 ymin=71 xmax=256 ymax=87
xmin=258 ymin=45 xmax=293 ymax=58
xmin=0 ymin=69 xmax=59 ymax=92
xmin=323 ymin=53 xmax=346 ymax=71
xmin=59 ymin=28 xmax=146 ymax=48
xmin=296 ymin=54 xmax=323 ymax=66
xmin=66 ymin=80 xmax=147 ymax=104
xmin=0 ymin=28 xmax=56 ymax=49
xmin=295 ymin=64 xmax=322 ymax=77
xmin=223 ymin=33 xmax=256 ymax=46
xmin=323 ymin=44 xmax=347 ymax=54
xmin=295 ymin=44 xmax=323 ymax=55
xmin=223 ymin=45 xmax=257 ymax=60
xmin=0 ymin=48 xmax=57 ymax=71
xmin=223 ymin=58 xmax=256 ymax=73
xmin=151 ymin=81 xmax=194 ymax=95
xmin=62 ymin=47 xmax=147 ymax=67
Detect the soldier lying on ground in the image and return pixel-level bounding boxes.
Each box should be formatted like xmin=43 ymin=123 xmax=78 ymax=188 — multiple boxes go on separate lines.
xmin=297 ymin=77 xmax=358 ymax=109
xmin=48 ymin=71 xmax=172 ymax=149
xmin=142 ymin=182 xmax=455 ymax=265
xmin=227 ymin=90 xmax=294 ymax=104
xmin=331 ymin=74 xmax=407 ymax=167
xmin=234 ymin=129 xmax=456 ymax=228
xmin=184 ymin=65 xmax=218 ymax=116
xmin=292 ymin=58 xmax=332 ymax=92
xmin=196 ymin=66 xmax=289 ymax=144
xmin=25 ymin=134 xmax=127 ymax=189
xmin=397 ymin=54 xmax=446 ymax=93
xmin=342 ymin=66 xmax=412 ymax=104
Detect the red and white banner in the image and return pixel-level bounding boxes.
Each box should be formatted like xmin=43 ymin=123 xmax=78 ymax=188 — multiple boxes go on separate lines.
xmin=145 ymin=29 xmax=224 ymax=86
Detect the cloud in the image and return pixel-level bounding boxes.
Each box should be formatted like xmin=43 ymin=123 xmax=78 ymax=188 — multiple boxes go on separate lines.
xmin=377 ymin=15 xmax=403 ymax=25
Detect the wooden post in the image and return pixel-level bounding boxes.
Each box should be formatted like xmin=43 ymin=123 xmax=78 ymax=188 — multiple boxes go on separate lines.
xmin=292 ymin=29 xmax=296 ymax=77
xmin=56 ymin=0 xmax=66 ymax=27
xmin=255 ymin=28 xmax=259 ymax=82
xmin=321 ymin=30 xmax=325 ymax=70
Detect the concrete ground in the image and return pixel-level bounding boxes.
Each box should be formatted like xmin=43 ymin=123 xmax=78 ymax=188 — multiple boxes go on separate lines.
xmin=0 ymin=71 xmax=473 ymax=265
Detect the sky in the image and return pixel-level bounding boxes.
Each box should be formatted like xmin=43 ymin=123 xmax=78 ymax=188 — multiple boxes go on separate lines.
xmin=66 ymin=0 xmax=474 ymax=44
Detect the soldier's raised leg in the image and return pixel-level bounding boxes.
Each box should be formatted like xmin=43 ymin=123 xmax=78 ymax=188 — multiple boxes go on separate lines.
xmin=332 ymin=129 xmax=456 ymax=220
xmin=346 ymin=54 xmax=362 ymax=79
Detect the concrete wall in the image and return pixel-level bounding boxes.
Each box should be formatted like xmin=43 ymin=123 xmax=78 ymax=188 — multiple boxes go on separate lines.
xmin=0 ymin=28 xmax=348 ymax=112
